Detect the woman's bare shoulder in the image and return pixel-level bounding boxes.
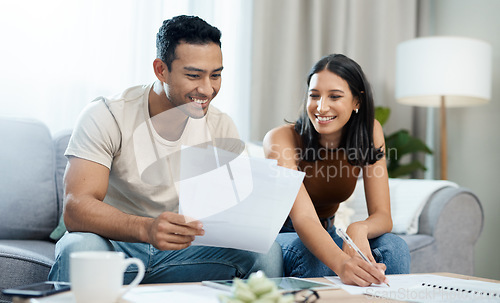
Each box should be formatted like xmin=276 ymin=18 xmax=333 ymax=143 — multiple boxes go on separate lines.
xmin=372 ymin=119 xmax=385 ymax=146
xmin=263 ymin=124 xmax=297 ymax=146
xmin=262 ymin=124 xmax=301 ymax=163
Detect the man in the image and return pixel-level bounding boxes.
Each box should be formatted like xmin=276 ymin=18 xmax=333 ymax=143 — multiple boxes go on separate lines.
xmin=49 ymin=15 xmax=282 ymax=283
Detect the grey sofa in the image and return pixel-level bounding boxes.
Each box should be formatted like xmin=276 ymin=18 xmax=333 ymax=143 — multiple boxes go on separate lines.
xmin=0 ymin=117 xmax=70 ymax=303
xmin=341 ymin=176 xmax=484 ymax=275
xmin=399 ymin=186 xmax=483 ymax=274
xmin=0 ymin=117 xmax=484 ymax=302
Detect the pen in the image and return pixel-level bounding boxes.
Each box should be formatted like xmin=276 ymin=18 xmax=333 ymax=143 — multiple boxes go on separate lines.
xmin=336 ymin=227 xmax=390 ymax=287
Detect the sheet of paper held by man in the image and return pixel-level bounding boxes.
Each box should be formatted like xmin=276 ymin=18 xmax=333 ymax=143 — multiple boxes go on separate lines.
xmin=178 ymin=144 xmax=305 ymax=253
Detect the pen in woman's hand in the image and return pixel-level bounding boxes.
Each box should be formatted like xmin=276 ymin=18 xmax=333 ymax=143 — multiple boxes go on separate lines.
xmin=336 ymin=227 xmax=390 ymax=287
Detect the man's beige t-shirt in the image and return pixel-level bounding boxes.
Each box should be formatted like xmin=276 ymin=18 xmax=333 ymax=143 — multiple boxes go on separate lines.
xmin=65 ymin=83 xmax=240 ymax=218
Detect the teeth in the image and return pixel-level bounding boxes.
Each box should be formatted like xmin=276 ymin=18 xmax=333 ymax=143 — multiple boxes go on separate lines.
xmin=317 ymin=116 xmax=335 ymax=121
xmin=191 ymin=97 xmax=208 ymax=104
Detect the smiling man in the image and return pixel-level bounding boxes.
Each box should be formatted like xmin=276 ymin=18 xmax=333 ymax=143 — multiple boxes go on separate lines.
xmin=48 ymin=15 xmax=282 ymax=284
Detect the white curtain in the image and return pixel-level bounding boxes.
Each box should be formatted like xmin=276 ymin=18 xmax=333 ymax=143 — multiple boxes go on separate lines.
xmin=1 ymin=0 xmax=421 ymax=142
xmin=0 ymin=0 xmax=252 ymax=139
xmin=250 ymin=0 xmax=419 ymax=141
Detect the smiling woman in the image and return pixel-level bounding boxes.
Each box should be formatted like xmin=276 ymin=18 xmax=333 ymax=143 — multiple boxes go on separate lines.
xmin=263 ymin=53 xmax=410 ymax=286
xmin=0 ymin=0 xmax=252 ymax=139
xmin=306 ymin=71 xmax=360 ymax=149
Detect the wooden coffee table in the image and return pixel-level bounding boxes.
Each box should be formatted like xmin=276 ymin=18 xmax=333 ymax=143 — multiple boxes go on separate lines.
xmin=17 ymin=272 xmax=500 ymax=303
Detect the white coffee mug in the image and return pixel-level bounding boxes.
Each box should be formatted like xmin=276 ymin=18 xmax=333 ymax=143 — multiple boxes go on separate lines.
xmin=70 ymin=251 xmax=145 ymax=303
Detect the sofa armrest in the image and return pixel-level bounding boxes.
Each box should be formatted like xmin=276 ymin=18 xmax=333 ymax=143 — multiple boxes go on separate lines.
xmin=418 ymin=187 xmax=483 ymax=239
xmin=417 ymin=187 xmax=483 ymax=274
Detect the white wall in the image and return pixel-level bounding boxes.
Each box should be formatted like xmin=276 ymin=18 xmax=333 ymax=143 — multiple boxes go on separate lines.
xmin=428 ymin=0 xmax=500 ymax=280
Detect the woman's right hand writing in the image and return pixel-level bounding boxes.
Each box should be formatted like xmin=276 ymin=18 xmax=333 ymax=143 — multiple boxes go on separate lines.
xmin=338 ymin=255 xmax=388 ymax=287
xmin=147 ymin=212 xmax=205 ymax=251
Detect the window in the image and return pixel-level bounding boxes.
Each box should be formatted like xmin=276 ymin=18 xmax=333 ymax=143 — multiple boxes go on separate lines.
xmin=0 ymin=0 xmax=252 ymax=139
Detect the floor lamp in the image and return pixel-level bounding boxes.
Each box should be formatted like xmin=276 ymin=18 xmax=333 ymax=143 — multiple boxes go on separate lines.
xmin=395 ymin=36 xmax=492 ymax=180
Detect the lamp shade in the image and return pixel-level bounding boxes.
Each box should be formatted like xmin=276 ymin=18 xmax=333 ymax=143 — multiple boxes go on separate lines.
xmin=395 ymin=36 xmax=492 ymax=107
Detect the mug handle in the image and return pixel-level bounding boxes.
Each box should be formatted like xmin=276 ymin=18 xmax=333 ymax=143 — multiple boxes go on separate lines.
xmin=119 ymin=257 xmax=145 ymax=297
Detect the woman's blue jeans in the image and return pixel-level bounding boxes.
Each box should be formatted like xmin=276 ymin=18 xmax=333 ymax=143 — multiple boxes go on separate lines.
xmin=48 ymin=232 xmax=283 ymax=283
xmin=276 ymin=224 xmax=410 ymax=277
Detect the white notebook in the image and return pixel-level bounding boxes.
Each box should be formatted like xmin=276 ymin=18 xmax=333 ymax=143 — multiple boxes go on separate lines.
xmin=325 ymin=274 xmax=500 ymax=302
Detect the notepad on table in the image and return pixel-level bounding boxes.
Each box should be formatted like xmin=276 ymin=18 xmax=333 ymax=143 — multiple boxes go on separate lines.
xmin=325 ymin=274 xmax=500 ymax=302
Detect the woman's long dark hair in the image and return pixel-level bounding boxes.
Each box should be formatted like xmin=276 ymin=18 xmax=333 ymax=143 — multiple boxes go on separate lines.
xmin=295 ymin=54 xmax=384 ymax=166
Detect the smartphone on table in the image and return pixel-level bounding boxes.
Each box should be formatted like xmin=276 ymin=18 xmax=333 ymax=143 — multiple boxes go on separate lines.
xmin=2 ymin=281 xmax=71 ymax=298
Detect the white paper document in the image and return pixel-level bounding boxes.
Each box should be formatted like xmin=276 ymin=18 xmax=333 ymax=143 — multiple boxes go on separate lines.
xmin=28 ymin=285 xmax=227 ymax=303
xmin=122 ymin=284 xmax=226 ymax=303
xmin=325 ymin=274 xmax=500 ymax=302
xmin=178 ymin=145 xmax=305 ymax=253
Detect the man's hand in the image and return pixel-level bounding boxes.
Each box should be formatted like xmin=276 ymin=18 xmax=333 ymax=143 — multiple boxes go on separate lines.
xmin=147 ymin=212 xmax=205 ymax=251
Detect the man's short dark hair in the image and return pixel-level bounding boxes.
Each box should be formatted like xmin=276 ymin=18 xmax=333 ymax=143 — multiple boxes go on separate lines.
xmin=156 ymin=15 xmax=222 ymax=71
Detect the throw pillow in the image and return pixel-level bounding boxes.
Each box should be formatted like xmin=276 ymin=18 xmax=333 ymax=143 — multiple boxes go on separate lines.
xmin=344 ymin=178 xmax=459 ymax=235
xmin=50 ymin=215 xmax=67 ymax=241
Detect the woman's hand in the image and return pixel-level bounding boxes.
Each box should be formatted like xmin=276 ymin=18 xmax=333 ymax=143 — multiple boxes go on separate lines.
xmin=338 ymin=254 xmax=388 ymax=287
xmin=344 ymin=223 xmax=375 ymax=262
xmin=342 ymin=235 xmax=376 ymax=263
xmin=338 ymin=223 xmax=388 ymax=286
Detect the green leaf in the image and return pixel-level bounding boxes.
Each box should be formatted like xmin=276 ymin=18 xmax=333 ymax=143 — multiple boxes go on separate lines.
xmin=375 ymin=107 xmax=391 ymax=126
xmin=385 ymin=130 xmax=432 ymax=158
xmin=389 ymin=160 xmax=427 ymax=178
xmin=377 ymin=106 xmax=433 ymax=177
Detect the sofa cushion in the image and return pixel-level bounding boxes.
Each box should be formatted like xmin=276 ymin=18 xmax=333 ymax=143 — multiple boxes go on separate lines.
xmin=0 ymin=240 xmax=55 ymax=302
xmin=399 ymin=234 xmax=434 ymax=252
xmin=0 ymin=117 xmax=58 ymax=240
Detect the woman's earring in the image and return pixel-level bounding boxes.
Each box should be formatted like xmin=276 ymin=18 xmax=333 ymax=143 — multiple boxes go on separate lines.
xmin=355 ymin=108 xmax=359 ymax=114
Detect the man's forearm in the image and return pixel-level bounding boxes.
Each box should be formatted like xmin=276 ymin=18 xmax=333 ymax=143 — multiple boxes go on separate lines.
xmin=64 ymin=194 xmax=153 ymax=244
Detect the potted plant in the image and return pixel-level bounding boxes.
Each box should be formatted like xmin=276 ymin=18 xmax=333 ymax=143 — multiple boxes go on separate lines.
xmin=375 ymin=107 xmax=432 ymax=178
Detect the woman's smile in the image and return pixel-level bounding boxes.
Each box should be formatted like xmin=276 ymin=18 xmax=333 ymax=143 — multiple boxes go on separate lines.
xmin=315 ymin=115 xmax=337 ymax=123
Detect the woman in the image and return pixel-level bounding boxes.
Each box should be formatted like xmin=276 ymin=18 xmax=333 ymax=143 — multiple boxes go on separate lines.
xmin=263 ymin=54 xmax=410 ymax=286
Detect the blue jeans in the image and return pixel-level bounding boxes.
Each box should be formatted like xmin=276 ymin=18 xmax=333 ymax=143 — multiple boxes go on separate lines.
xmin=48 ymin=232 xmax=283 ymax=283
xmin=277 ymin=225 xmax=410 ymax=277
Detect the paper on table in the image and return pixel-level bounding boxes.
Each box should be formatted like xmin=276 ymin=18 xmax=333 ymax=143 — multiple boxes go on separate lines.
xmin=325 ymin=275 xmax=428 ymax=295
xmin=179 ymin=145 xmax=305 ymax=253
xmin=24 ymin=285 xmax=227 ymax=303
xmin=27 ymin=285 xmax=227 ymax=303
xmin=325 ymin=275 xmax=500 ymax=302
xmin=122 ymin=285 xmax=226 ymax=303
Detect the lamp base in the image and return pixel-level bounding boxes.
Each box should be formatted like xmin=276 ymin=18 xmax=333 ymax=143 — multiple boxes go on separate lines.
xmin=440 ymin=96 xmax=447 ymax=180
